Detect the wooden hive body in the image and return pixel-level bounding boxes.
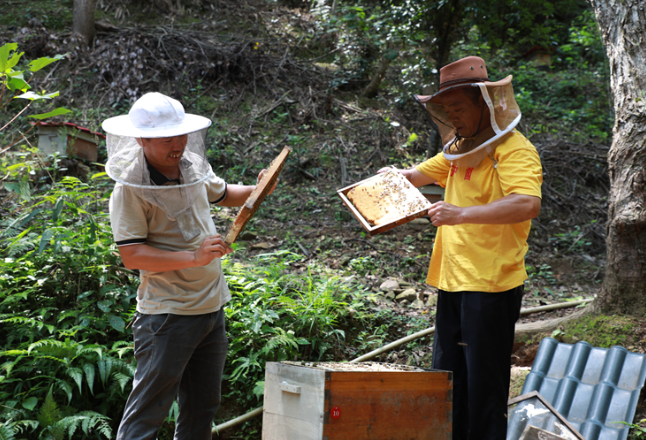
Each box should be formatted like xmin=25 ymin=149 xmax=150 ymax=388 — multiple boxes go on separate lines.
xmin=263 ymin=362 xmax=452 ymax=440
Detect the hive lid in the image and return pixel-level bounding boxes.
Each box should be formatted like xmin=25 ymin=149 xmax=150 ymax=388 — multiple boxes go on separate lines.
xmin=281 ymin=361 xmax=430 ymax=372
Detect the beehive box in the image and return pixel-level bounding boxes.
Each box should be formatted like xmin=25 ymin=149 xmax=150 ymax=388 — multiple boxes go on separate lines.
xmin=262 ymin=361 xmax=452 ymax=440
xmin=33 ymin=122 xmax=104 ymax=162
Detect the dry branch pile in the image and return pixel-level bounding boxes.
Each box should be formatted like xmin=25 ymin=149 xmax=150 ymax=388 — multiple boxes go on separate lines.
xmin=534 ymin=138 xmax=609 ymax=252
xmin=6 ymin=15 xmax=335 ymax=113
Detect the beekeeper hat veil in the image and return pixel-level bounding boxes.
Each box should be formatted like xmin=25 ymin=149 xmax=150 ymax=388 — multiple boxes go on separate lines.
xmin=103 ymin=92 xmax=213 ymax=241
xmin=415 ymin=56 xmax=521 ymax=168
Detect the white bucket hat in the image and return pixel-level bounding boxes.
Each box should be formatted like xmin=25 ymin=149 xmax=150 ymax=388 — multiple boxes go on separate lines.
xmin=102 ymin=92 xmax=211 ymax=138
xmin=102 ymin=92 xmax=214 ymax=241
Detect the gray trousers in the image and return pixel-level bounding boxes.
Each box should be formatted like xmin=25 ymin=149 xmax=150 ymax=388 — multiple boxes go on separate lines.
xmin=116 ymin=310 xmax=228 ymax=440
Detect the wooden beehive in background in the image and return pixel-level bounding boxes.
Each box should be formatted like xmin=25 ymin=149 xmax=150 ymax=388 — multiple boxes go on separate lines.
xmin=263 ymin=361 xmax=452 ymax=440
xmin=33 ymin=121 xmax=105 ymax=162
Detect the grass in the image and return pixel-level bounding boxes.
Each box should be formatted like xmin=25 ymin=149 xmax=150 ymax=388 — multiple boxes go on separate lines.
xmin=0 ymin=0 xmax=73 ymax=30
xmin=556 ymin=314 xmax=635 ymax=348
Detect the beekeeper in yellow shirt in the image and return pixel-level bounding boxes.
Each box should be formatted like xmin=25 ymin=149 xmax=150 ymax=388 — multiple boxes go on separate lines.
xmin=385 ymin=56 xmax=542 ymax=440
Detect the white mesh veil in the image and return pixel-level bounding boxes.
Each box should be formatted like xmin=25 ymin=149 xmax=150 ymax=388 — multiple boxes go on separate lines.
xmin=103 ymin=93 xmax=214 ymax=241
xmin=416 ymin=78 xmax=521 ymax=167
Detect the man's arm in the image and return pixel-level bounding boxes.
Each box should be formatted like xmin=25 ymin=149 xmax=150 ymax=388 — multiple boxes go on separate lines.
xmin=217 ymin=184 xmax=254 ymax=207
xmin=216 ymin=169 xmax=278 ymax=207
xmin=402 ymin=168 xmax=438 ymax=188
xmin=118 ymin=235 xmax=232 ymax=272
xmin=378 ymin=167 xmax=438 ymax=187
xmin=427 ymin=194 xmax=541 ymax=227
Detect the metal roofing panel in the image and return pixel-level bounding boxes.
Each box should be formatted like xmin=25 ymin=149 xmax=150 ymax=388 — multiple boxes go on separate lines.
xmin=508 ymin=337 xmax=646 ymax=440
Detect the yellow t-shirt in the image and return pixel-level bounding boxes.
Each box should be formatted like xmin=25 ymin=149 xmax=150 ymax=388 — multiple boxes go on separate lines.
xmin=416 ymin=130 xmax=542 ymax=292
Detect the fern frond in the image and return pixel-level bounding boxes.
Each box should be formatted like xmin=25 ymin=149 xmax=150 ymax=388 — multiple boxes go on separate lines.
xmin=112 ymin=373 xmax=131 ymax=394
xmin=56 ymin=380 xmax=74 ymax=405
xmin=0 ymin=356 xmax=26 ymax=376
xmin=0 ymin=422 xmax=17 ymax=440
xmin=14 ymin=419 xmax=38 ymax=435
xmin=36 ymin=388 xmax=60 ymax=430
xmin=66 ymin=367 xmax=83 ymax=394
xmin=96 ymin=359 xmax=113 ymax=387
xmin=82 ymin=363 xmax=95 ymax=396
xmin=54 ymin=411 xmax=112 ymax=440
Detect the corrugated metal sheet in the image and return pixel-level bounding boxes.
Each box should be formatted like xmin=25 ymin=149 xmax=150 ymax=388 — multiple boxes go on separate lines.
xmin=509 ymin=337 xmax=646 ymax=440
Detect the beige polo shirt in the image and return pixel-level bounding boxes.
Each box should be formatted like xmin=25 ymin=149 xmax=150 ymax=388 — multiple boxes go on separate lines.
xmin=109 ymin=172 xmax=231 ymax=315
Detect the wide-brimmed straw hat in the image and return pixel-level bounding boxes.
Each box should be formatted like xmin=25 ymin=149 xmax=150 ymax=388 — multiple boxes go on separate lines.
xmin=435 ymin=56 xmax=511 ymax=91
xmin=102 ymin=92 xmax=211 ymax=138
xmin=414 ymin=56 xmax=521 ymax=167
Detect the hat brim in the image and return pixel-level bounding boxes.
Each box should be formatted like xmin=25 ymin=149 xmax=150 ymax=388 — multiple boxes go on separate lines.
xmin=102 ymin=113 xmax=212 ymax=138
xmin=415 ymin=75 xmax=513 ymax=105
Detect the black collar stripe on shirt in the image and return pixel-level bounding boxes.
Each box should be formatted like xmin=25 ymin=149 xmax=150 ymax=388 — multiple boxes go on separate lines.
xmin=146 ymin=160 xmax=181 ymax=185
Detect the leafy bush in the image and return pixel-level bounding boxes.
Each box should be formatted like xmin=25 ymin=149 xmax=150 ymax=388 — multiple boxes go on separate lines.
xmin=221 ymin=250 xmax=357 ymax=410
xmin=459 ymin=9 xmax=613 ymax=143
xmin=0 ymin=42 xmax=69 ymax=132
xmin=0 ymin=173 xmax=134 ymax=438
xmin=0 ymin=174 xmax=405 ymax=436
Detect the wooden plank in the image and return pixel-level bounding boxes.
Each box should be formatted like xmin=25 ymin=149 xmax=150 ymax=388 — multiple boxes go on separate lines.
xmin=328 ymin=371 xmax=452 ymax=383
xmin=263 ymin=362 xmax=326 ymax=440
xmin=508 ymin=392 xmax=586 ymax=440
xmin=224 ymin=146 xmax=290 ymax=244
xmin=322 ymin=370 xmax=452 ymax=439
xmin=519 ymin=425 xmax=569 ymax=440
xmin=263 ymin=413 xmax=323 ymax=440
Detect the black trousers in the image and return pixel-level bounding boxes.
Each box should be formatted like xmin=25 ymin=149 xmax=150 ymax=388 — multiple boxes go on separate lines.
xmin=431 ymin=286 xmax=524 ymax=440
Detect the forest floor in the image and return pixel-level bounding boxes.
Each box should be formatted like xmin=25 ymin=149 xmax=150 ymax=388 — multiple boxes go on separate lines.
xmin=2 ymin=0 xmax=645 ymax=437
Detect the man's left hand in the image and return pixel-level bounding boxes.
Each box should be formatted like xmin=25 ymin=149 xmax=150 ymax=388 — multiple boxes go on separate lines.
xmin=427 ymin=201 xmax=464 ymax=227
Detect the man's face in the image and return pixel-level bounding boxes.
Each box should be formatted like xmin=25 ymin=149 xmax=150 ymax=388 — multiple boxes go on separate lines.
xmin=138 ymin=135 xmax=188 ymax=175
xmin=437 ymin=88 xmax=488 ymax=138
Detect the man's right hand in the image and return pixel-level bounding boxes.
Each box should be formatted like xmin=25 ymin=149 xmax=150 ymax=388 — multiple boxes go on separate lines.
xmin=194 ymin=235 xmax=233 ymax=266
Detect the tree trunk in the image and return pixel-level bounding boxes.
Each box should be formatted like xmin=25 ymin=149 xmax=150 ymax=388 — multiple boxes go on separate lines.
xmin=73 ymin=0 xmax=95 ymax=49
xmin=589 ymin=0 xmax=646 ymax=315
xmin=361 ymin=57 xmax=392 ymax=99
xmin=424 ymin=0 xmax=463 ymax=159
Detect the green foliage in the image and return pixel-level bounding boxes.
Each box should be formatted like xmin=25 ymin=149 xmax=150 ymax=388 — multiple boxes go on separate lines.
xmin=621 ymin=419 xmax=646 ymax=440
xmin=451 ymin=18 xmax=611 ymax=142
xmin=33 ymin=387 xmax=112 ymax=440
xmin=0 ymin=43 xmax=69 ymax=131
xmin=527 ymin=263 xmax=556 ymax=286
xmin=0 ymin=173 xmax=134 ymax=436
xmin=348 ymin=256 xmax=379 ymax=277
xmin=0 ymin=1 xmax=74 ymax=30
xmin=311 ymin=0 xmax=419 ymax=90
xmin=221 ymin=251 xmax=358 ymax=409
xmin=556 ymin=315 xmax=633 ymax=348
xmin=467 ymin=0 xmax=589 ymax=54
xmin=548 ymin=224 xmax=594 ymax=254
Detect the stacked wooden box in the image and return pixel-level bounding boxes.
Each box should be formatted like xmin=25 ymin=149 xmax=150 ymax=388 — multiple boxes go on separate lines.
xmin=263 ymin=361 xmax=452 ymax=440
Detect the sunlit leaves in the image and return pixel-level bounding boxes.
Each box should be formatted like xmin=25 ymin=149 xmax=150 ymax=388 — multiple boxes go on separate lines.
xmin=28 ymin=107 xmax=71 ymax=120
xmin=15 ymin=90 xmax=60 ymax=101
xmin=27 ymin=54 xmax=67 ymax=73
xmin=0 ymin=43 xmax=23 ymax=73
